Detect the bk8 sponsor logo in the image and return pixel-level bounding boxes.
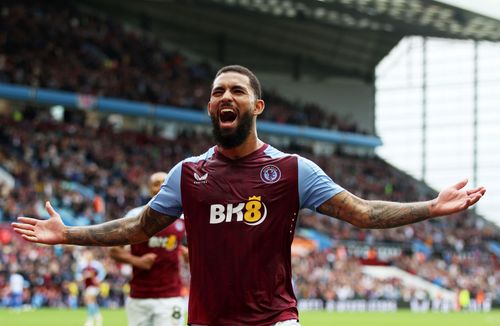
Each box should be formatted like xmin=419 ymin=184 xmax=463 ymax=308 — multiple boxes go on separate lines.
xmin=210 ymin=196 xmax=267 ymax=226
xmin=148 ymin=235 xmax=178 ymax=250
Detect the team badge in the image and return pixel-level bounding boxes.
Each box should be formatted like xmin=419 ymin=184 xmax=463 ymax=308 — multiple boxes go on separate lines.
xmin=175 ymin=220 xmax=184 ymax=231
xmin=260 ymin=165 xmax=281 ymax=184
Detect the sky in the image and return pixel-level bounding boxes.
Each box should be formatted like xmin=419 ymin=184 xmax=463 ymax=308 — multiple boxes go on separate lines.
xmin=437 ymin=0 xmax=500 ymax=19
xmin=375 ymin=0 xmax=500 ymax=226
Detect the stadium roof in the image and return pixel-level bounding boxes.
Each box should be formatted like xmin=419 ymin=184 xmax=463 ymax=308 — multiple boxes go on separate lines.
xmin=81 ymin=0 xmax=500 ymax=81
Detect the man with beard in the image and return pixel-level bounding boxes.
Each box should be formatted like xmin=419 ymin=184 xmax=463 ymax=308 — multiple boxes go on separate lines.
xmin=13 ymin=65 xmax=485 ymax=326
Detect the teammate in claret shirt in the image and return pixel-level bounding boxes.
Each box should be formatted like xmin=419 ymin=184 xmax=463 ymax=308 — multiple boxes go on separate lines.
xmin=109 ymin=172 xmax=187 ymax=326
xmin=13 ymin=65 xmax=486 ymax=326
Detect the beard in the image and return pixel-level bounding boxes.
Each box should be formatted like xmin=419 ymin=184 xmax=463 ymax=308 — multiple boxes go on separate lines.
xmin=211 ymin=109 xmax=253 ymax=149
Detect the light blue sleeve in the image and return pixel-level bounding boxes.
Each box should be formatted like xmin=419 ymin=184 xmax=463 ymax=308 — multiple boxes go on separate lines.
xmin=92 ymin=261 xmax=106 ymax=282
xmin=123 ymin=206 xmax=146 ymax=218
xmin=148 ymin=161 xmax=183 ymax=218
xmin=75 ymin=263 xmax=84 ymax=281
xmin=298 ymin=156 xmax=344 ymax=210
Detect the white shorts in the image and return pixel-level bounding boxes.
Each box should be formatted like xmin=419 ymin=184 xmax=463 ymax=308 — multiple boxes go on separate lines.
xmin=275 ymin=320 xmax=301 ymax=326
xmin=126 ymin=296 xmax=185 ymax=326
xmin=84 ymin=286 xmax=100 ymax=297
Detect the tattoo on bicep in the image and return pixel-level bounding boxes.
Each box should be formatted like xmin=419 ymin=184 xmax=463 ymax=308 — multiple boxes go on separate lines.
xmin=319 ymin=192 xmax=362 ymax=225
xmin=139 ymin=206 xmax=175 ymax=237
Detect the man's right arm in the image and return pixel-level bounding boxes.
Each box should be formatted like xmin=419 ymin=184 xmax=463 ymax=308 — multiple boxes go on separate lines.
xmin=66 ymin=205 xmax=175 ymax=246
xmin=13 ymin=202 xmax=176 ymax=246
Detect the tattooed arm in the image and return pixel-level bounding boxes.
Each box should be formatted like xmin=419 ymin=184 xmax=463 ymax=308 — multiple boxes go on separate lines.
xmin=318 ymin=179 xmax=485 ymax=229
xmin=12 ymin=201 xmax=176 ymax=246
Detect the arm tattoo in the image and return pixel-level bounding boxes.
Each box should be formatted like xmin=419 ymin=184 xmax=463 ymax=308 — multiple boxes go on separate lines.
xmin=65 ymin=206 xmax=176 ymax=246
xmin=318 ymin=191 xmax=432 ymax=229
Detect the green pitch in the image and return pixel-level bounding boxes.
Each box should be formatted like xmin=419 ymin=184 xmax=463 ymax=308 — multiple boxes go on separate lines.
xmin=1 ymin=308 xmax=500 ymax=325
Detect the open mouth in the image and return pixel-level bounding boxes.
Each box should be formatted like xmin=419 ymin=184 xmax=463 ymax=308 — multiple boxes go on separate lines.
xmin=219 ymin=108 xmax=238 ymax=124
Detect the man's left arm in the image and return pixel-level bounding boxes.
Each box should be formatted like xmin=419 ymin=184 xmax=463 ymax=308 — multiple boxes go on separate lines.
xmin=318 ymin=179 xmax=485 ymax=228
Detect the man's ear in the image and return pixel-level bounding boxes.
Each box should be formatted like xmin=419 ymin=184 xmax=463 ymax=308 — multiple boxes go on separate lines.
xmin=254 ymin=99 xmax=265 ymax=116
xmin=207 ymin=101 xmax=211 ymax=116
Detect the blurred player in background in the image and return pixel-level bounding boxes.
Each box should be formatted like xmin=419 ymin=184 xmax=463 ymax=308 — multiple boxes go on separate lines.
xmin=76 ymin=250 xmax=106 ymax=326
xmin=109 ymin=172 xmax=186 ymax=326
xmin=13 ymin=65 xmax=486 ymax=326
xmin=8 ymin=268 xmax=24 ymax=311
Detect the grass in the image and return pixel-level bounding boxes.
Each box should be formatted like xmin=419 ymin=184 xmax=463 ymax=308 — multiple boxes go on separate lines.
xmin=300 ymin=310 xmax=500 ymax=326
xmin=1 ymin=308 xmax=499 ymax=325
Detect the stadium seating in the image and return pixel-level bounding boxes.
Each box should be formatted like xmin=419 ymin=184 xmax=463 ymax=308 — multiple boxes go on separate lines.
xmin=0 ymin=107 xmax=498 ymax=308
xmin=0 ymin=1 xmax=368 ymax=134
xmin=1 ymin=0 xmax=499 ymax=311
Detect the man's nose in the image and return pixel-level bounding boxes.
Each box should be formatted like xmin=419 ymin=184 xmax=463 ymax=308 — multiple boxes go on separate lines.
xmin=221 ymin=89 xmax=233 ymax=100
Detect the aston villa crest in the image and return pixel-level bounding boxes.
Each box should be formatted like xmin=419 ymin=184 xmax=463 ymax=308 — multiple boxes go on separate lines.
xmin=260 ymin=165 xmax=281 ymax=184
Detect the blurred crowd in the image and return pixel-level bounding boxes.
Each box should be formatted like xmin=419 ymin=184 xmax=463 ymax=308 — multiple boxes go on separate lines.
xmin=292 ymin=244 xmax=499 ymax=306
xmin=0 ymin=0 xmax=499 ymax=312
xmin=0 ymin=108 xmax=498 ymax=309
xmin=0 ymin=0 xmax=366 ymax=134
xmin=0 ymin=227 xmax=128 ymax=309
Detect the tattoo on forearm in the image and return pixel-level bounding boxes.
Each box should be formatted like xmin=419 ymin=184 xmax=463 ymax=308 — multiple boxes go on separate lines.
xmin=66 ymin=217 xmax=146 ymax=246
xmin=364 ymin=201 xmax=430 ymax=228
xmin=65 ymin=206 xmax=175 ymax=246
xmin=319 ymin=192 xmax=432 ymax=229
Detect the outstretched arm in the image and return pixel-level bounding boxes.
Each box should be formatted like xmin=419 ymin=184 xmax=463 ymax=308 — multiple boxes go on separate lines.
xmin=318 ymin=179 xmax=485 ymax=229
xmin=12 ymin=201 xmax=176 ymax=246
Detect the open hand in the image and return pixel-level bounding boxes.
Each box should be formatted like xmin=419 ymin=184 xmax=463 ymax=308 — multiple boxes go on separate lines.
xmin=431 ymin=179 xmax=486 ymax=217
xmin=11 ymin=201 xmax=67 ymax=244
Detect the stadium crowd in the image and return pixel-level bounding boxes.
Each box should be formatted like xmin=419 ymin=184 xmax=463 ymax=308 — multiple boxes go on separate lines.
xmin=0 ymin=0 xmax=364 ymax=134
xmin=292 ymin=243 xmax=499 ymax=306
xmin=0 ymin=227 xmax=127 ymax=309
xmin=0 ymin=107 xmax=498 ymax=309
xmin=0 ymin=0 xmax=499 ymax=312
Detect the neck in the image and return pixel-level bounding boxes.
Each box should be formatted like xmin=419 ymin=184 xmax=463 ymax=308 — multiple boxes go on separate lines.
xmin=217 ymin=132 xmax=263 ymax=160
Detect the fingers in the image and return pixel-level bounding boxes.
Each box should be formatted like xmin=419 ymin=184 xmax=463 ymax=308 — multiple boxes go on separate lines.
xmin=452 ymin=179 xmax=468 ymax=190
xmin=468 ymin=192 xmax=484 ymax=206
xmin=15 ymin=217 xmax=39 ymax=225
xmin=13 ymin=227 xmax=36 ymax=237
xmin=467 ymin=186 xmax=486 ymax=196
xmin=11 ymin=222 xmax=35 ymax=231
xmin=21 ymin=234 xmax=39 ymax=242
xmin=45 ymin=201 xmax=58 ymax=217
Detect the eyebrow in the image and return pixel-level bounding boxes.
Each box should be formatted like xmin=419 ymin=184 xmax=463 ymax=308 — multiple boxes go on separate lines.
xmin=211 ymin=85 xmax=248 ymax=93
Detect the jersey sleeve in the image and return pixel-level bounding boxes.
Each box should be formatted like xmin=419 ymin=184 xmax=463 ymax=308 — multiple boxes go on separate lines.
xmin=148 ymin=161 xmax=183 ymax=218
xmin=92 ymin=261 xmax=107 ymax=282
xmin=123 ymin=206 xmax=145 ymax=218
xmin=297 ymin=156 xmax=344 ymax=210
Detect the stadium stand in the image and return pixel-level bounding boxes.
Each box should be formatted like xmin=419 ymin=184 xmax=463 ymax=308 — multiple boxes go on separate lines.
xmin=0 ymin=0 xmax=369 ymax=134
xmin=0 ymin=106 xmax=498 ymax=310
xmin=1 ymin=0 xmax=499 ymax=314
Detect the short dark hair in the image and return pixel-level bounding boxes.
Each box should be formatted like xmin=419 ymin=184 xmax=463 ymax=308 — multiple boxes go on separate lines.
xmin=214 ymin=65 xmax=262 ymax=99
